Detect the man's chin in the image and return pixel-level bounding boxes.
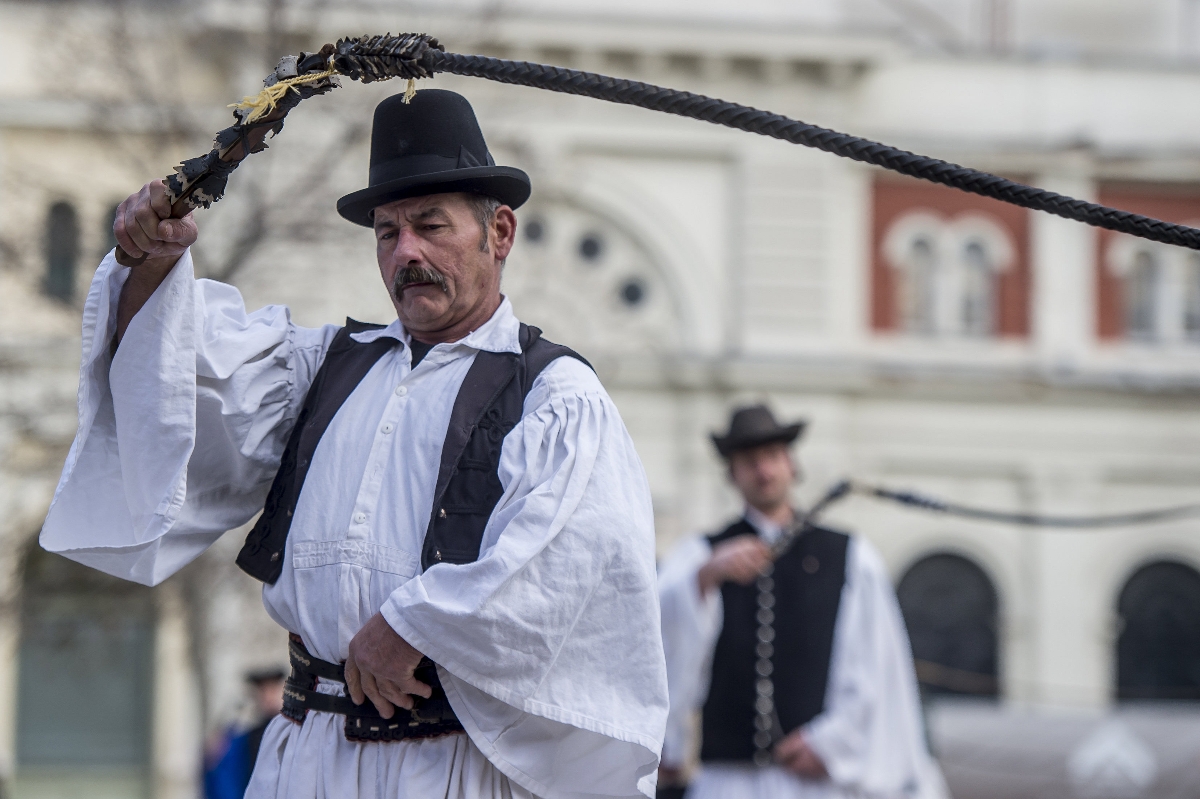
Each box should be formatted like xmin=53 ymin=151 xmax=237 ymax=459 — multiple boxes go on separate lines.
xmin=395 ymin=292 xmax=451 ymax=326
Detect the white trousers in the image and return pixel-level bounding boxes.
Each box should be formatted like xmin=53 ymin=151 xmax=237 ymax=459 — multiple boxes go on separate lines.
xmin=247 ymin=712 xmax=537 ymax=799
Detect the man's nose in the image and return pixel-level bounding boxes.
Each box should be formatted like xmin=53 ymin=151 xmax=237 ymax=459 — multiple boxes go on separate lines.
xmin=388 ymin=227 xmax=424 ymax=264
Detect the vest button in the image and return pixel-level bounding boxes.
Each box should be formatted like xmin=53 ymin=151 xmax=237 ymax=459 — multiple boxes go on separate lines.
xmin=438 ymin=508 xmax=447 ymax=519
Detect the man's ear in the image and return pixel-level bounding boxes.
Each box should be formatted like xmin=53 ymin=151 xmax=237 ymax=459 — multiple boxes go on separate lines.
xmin=493 ymin=207 xmax=518 ymax=261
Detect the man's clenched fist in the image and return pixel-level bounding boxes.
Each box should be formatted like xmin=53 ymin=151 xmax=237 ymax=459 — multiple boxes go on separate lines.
xmin=113 ymin=180 xmax=197 ymax=267
xmin=698 ymin=534 xmax=772 ymax=596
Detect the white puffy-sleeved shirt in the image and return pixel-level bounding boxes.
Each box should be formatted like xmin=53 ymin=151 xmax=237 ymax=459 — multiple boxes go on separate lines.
xmin=41 ymin=251 xmax=669 ymax=799
xmin=657 ymin=509 xmax=947 ymax=799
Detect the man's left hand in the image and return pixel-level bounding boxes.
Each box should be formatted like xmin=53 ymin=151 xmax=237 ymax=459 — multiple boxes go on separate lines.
xmin=344 ymin=613 xmax=432 ymax=719
xmin=774 ymin=729 xmax=829 ymax=779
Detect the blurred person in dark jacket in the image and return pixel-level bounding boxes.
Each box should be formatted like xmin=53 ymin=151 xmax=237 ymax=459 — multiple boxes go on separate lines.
xmin=205 ymin=668 xmax=286 ymax=799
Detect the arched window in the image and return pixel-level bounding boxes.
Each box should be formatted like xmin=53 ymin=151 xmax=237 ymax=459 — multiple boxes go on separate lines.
xmin=897 ymin=553 xmax=999 ymax=697
xmin=896 ymin=234 xmax=938 ymax=335
xmin=960 ymin=237 xmax=995 ymax=337
xmin=1105 ymin=233 xmax=1200 ymax=344
xmin=1185 ymin=253 xmax=1200 ymax=340
xmin=1125 ymin=249 xmax=1160 ymax=340
xmin=505 ymin=201 xmax=681 ymax=355
xmin=43 ymin=201 xmax=80 ymax=303
xmin=1117 ymin=560 xmax=1200 ymax=701
xmin=15 ymin=548 xmax=154 ymax=795
xmin=883 ymin=212 xmax=1012 ymax=338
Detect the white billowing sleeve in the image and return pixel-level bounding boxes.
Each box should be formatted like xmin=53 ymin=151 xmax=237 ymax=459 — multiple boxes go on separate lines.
xmin=40 ymin=251 xmax=334 ymax=586
xmin=657 ymin=536 xmax=723 ymax=768
xmin=804 ymin=538 xmax=949 ymax=799
xmin=380 ymin=360 xmax=668 ymax=799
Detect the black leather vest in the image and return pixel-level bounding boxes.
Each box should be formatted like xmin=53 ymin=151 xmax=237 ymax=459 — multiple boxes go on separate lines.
xmin=699 ymin=519 xmax=849 ymax=763
xmin=237 ymin=319 xmax=588 ymax=583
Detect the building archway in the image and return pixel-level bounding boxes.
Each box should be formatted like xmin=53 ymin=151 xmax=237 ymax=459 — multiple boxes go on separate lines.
xmin=505 ymin=198 xmax=685 ymax=356
xmin=897 ymin=552 xmax=999 ymax=697
xmin=15 ymin=546 xmax=155 ymax=795
xmin=1117 ymin=559 xmax=1200 ymax=701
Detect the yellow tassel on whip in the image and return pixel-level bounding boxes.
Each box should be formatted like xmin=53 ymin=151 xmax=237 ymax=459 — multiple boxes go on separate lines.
xmin=230 ymin=68 xmax=337 ymax=124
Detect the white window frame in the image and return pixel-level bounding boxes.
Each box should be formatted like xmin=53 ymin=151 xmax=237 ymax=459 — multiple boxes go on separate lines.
xmin=1106 ymin=227 xmax=1200 ymax=345
xmin=883 ymin=210 xmax=1014 ymax=338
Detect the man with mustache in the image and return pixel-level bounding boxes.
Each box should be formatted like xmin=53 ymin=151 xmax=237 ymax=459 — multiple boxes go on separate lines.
xmin=41 ymin=90 xmax=668 ymax=799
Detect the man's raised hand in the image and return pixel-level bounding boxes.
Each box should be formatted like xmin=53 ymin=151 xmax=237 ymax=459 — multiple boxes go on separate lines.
xmin=698 ymin=534 xmax=772 ymax=596
xmin=344 ymin=612 xmax=432 ymax=719
xmin=113 ymin=180 xmax=197 ymax=267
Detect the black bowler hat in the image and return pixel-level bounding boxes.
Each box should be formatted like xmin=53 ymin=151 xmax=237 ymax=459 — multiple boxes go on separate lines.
xmin=337 ymin=89 xmax=531 ymax=227
xmin=711 ymin=404 xmax=806 ymax=459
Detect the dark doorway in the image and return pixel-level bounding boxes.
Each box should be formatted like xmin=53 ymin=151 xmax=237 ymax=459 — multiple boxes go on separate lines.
xmin=897 ymin=552 xmax=999 ymax=697
xmin=15 ymin=547 xmax=155 ymax=796
xmin=43 ymin=201 xmax=80 ymax=303
xmin=1117 ymin=560 xmax=1200 ymax=701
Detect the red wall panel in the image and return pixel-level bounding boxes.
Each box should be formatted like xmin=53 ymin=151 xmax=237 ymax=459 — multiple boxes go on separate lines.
xmin=872 ymin=176 xmax=1031 ymax=337
xmin=1095 ymin=184 xmax=1200 ymax=340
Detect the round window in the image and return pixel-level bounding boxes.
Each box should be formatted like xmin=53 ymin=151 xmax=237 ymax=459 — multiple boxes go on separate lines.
xmin=619 ymin=277 xmax=646 ymax=307
xmin=579 ymin=233 xmax=604 ymax=262
xmin=524 ymin=218 xmax=546 ymax=243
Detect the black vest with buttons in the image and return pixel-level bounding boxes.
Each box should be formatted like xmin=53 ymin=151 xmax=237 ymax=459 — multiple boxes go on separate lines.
xmin=699 ymin=519 xmax=850 ymax=763
xmin=236 ymin=319 xmax=588 ymax=584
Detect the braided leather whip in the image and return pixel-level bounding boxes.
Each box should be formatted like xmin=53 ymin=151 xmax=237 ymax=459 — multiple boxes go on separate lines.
xmin=119 ymin=32 xmax=1200 ymax=266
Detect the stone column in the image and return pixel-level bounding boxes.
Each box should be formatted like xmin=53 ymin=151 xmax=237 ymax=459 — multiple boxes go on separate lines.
xmin=1030 ymin=164 xmax=1098 ymax=374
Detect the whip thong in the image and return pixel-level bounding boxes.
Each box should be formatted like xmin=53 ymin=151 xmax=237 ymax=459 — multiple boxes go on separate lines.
xmin=769 ymin=478 xmax=1200 ymax=564
xmin=117 ymin=32 xmax=1200 ymax=265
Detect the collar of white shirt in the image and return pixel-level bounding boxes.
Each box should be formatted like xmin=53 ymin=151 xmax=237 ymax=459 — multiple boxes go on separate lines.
xmin=347 ymin=296 xmax=523 ymax=356
xmin=743 ymin=505 xmax=794 ymax=546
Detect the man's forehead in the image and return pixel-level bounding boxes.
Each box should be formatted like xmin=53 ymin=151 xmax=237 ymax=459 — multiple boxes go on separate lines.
xmin=372 ymin=193 xmax=469 ymax=225
xmin=731 ymin=442 xmax=793 ymax=461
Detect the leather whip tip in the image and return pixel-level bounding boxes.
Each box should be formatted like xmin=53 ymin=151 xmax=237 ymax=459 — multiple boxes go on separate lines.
xmin=114 ymin=247 xmax=148 ymax=267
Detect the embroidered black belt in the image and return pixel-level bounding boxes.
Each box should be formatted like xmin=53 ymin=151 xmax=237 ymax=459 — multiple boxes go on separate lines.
xmin=283 ymin=634 xmax=465 ymax=742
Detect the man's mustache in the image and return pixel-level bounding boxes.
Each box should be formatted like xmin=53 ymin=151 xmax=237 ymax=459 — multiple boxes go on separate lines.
xmin=392 ymin=265 xmax=449 ymax=297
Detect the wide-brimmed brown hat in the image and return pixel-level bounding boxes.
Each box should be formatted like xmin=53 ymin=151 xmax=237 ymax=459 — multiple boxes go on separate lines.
xmin=711 ymin=404 xmax=806 ymax=459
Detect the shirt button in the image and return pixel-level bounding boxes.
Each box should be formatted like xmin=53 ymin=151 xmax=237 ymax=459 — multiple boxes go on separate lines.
xmin=395 ymin=385 xmax=407 ymax=397
xmin=381 ymin=423 xmax=394 ymax=434
xmin=353 ymin=512 xmax=367 ymax=524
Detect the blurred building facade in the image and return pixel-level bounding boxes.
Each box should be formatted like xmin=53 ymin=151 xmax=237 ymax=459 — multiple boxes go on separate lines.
xmin=3 ymin=0 xmax=1200 ymax=797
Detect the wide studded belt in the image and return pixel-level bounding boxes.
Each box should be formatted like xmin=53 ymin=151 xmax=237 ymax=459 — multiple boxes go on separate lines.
xmin=282 ymin=634 xmax=465 ymax=742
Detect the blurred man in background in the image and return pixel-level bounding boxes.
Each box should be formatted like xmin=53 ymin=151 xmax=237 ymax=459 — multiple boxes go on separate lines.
xmin=204 ymin=668 xmax=286 ymax=799
xmin=658 ymin=405 xmax=945 ymax=799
